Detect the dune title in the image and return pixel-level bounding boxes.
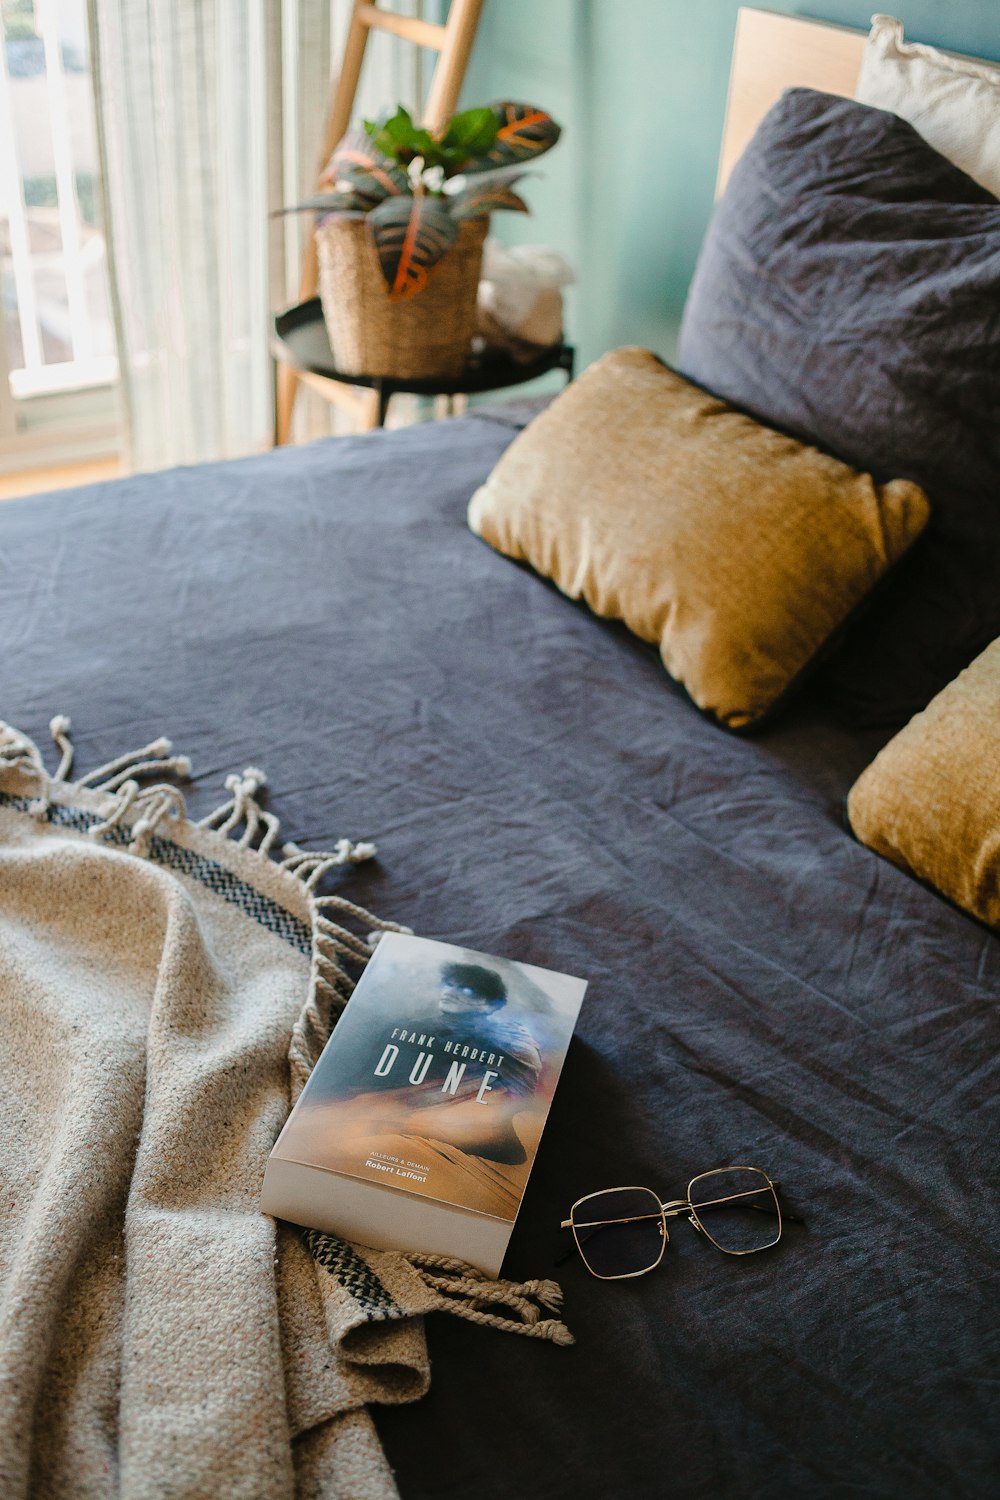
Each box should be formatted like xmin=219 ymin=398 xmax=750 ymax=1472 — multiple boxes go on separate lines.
xmin=372 ymin=1027 xmax=506 ymax=1104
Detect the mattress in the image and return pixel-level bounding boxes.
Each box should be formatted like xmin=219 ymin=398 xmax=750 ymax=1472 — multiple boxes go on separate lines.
xmin=2 ymin=410 xmax=997 ymax=1497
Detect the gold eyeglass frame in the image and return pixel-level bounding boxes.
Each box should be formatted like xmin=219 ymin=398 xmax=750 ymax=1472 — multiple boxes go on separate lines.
xmin=561 ymin=1166 xmax=783 ymax=1280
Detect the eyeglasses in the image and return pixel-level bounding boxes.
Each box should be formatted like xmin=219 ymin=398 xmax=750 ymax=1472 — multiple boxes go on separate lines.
xmin=561 ymin=1166 xmax=788 ymax=1280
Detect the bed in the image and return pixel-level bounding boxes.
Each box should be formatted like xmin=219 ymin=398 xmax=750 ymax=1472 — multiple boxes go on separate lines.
xmin=2 ymin=13 xmax=999 ymax=1500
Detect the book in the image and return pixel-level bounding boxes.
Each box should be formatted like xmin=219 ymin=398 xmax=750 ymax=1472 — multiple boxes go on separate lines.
xmin=261 ymin=932 xmax=587 ymax=1276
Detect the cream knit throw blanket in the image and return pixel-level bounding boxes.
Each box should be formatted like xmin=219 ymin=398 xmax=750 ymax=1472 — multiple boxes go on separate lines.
xmin=0 ymin=719 xmax=571 ymax=1500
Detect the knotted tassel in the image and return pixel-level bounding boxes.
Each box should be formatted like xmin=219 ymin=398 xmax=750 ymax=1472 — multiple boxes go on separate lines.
xmin=0 ymin=722 xmax=47 ymax=816
xmin=125 ymin=783 xmax=186 ymax=857
xmin=49 ymin=714 xmax=74 ymax=782
xmin=405 ymin=1253 xmax=574 ymax=1345
xmin=280 ymin=838 xmax=378 ymax=878
xmin=76 ymin=734 xmax=191 ymax=792
xmin=87 ymin=778 xmax=141 ymax=843
xmin=0 ymin=722 xmax=45 ymax=773
xmin=29 ymin=716 xmax=76 ymax=820
xmin=1 ymin=716 xmax=74 ymax=819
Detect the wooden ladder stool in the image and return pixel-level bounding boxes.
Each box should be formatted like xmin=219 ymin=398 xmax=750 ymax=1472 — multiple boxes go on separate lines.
xmin=274 ymin=0 xmax=485 ymax=443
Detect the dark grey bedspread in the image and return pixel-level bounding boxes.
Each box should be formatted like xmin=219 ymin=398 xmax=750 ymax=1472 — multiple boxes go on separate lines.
xmin=2 ymin=415 xmax=997 ymax=1498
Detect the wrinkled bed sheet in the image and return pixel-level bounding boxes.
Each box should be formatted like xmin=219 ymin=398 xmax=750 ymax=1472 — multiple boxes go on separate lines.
xmin=1 ymin=413 xmax=997 ymax=1498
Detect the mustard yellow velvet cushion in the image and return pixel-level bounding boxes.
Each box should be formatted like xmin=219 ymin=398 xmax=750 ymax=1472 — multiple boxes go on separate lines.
xmin=847 ymin=639 xmax=1000 ymax=927
xmin=467 ymin=348 xmax=930 ymax=730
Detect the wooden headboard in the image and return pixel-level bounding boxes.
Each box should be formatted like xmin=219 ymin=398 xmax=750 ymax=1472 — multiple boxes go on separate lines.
xmin=716 ymin=8 xmax=866 ymax=195
xmin=717 ymin=7 xmax=1000 ymax=195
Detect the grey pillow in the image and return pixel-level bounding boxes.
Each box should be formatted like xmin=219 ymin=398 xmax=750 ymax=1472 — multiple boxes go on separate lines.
xmin=678 ymin=88 xmax=1000 ymax=726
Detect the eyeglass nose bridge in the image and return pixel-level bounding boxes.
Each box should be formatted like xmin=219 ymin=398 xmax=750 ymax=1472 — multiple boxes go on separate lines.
xmin=660 ymin=1197 xmax=703 ymax=1230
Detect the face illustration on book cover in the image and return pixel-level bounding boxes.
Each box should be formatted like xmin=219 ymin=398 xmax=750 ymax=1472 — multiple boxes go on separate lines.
xmin=279 ymin=934 xmax=584 ymax=1222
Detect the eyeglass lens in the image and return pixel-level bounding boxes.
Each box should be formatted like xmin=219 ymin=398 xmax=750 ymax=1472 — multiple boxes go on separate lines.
xmin=571 ymin=1186 xmax=665 ymax=1278
xmin=688 ymin=1167 xmax=780 ymax=1253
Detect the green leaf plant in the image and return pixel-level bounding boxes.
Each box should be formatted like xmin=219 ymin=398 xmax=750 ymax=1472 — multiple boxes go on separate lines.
xmin=278 ymin=101 xmax=561 ymax=302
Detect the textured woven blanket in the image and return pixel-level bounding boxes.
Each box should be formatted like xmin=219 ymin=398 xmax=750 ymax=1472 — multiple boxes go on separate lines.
xmin=0 ymin=718 xmax=570 ymax=1500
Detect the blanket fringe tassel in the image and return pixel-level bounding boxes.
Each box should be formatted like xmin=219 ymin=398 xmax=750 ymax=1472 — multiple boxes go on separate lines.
xmin=0 ymin=717 xmax=412 ymax=1091
xmin=405 ymin=1253 xmax=574 ymax=1345
xmin=1 ymin=716 xmax=380 ymax=874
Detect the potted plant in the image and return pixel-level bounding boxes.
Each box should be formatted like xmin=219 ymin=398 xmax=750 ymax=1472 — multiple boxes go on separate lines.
xmin=290 ymin=101 xmax=560 ymax=380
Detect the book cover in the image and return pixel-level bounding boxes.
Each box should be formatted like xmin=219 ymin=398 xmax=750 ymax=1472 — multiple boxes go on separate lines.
xmin=261 ymin=932 xmax=586 ymax=1272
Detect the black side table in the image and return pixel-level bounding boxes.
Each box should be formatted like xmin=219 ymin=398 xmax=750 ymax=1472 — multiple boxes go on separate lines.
xmin=272 ymin=298 xmax=574 ymax=432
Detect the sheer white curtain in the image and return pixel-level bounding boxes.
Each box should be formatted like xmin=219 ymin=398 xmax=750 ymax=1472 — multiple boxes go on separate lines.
xmin=88 ymin=1 xmax=425 ymax=472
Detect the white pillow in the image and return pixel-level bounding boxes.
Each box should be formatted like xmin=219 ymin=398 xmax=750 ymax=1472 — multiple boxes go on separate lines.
xmin=855 ymin=14 xmax=1000 ymax=200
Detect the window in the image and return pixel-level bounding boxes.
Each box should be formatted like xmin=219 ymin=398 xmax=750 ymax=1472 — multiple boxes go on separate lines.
xmin=0 ymin=0 xmax=118 ymax=468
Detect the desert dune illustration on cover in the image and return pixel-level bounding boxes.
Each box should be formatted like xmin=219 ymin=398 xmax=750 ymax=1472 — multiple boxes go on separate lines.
xmin=274 ymin=933 xmax=586 ymax=1221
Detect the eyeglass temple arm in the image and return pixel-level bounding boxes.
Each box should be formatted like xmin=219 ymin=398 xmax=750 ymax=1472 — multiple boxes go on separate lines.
xmin=758 ymin=1181 xmax=806 ymax=1224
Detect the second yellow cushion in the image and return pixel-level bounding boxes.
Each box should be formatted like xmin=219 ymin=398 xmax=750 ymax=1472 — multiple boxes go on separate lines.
xmin=847 ymin=639 xmax=1000 ymax=927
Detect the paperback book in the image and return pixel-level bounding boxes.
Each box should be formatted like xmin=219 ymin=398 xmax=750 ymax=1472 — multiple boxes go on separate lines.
xmin=261 ymin=932 xmax=587 ymax=1276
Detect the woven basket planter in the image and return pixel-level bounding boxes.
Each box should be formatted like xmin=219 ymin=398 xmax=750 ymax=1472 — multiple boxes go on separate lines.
xmin=316 ymin=214 xmax=488 ymax=381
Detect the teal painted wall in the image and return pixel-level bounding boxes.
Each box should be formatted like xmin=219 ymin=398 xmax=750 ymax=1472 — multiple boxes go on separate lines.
xmin=461 ymin=2 xmax=1000 ymax=371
